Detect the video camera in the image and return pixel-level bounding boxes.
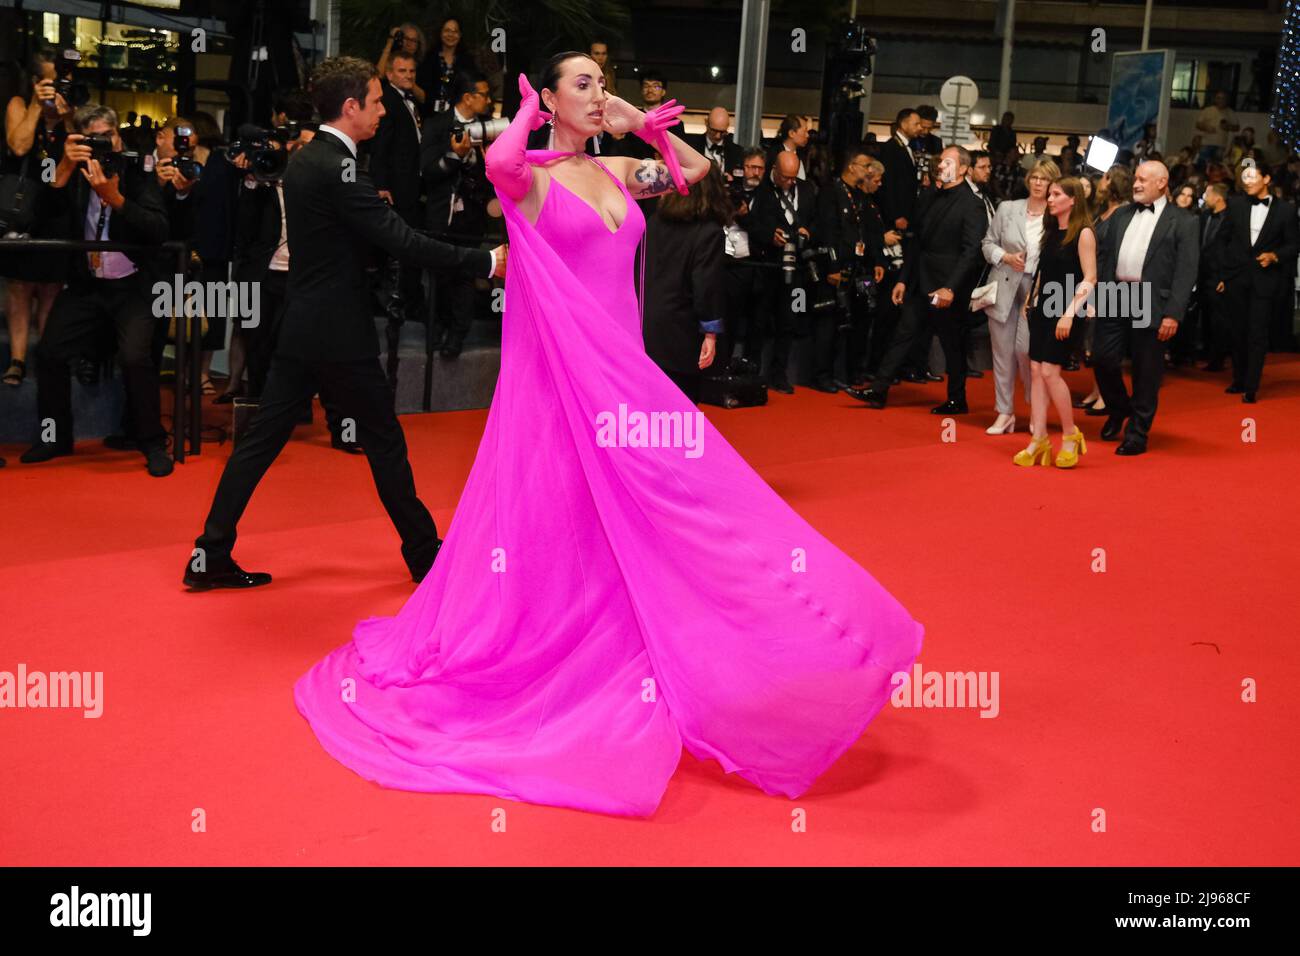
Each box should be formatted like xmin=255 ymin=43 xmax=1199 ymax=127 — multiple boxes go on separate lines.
xmin=225 ymin=123 xmax=310 ymax=182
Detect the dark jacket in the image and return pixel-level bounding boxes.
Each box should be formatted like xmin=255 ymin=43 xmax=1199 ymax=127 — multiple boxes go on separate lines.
xmin=420 ymin=108 xmax=493 ymax=239
xmin=1220 ymin=193 xmax=1300 ymax=297
xmin=899 ymin=183 xmax=987 ymax=302
xmin=1197 ymin=207 xmax=1230 ymax=285
xmin=230 ymin=177 xmax=284 ymax=283
xmin=744 ymin=177 xmax=817 ymax=264
xmin=46 ymin=154 xmax=170 ymax=286
xmin=643 ymin=214 xmax=726 ymax=374
xmin=1097 ymin=201 xmax=1201 ymax=322
xmin=276 ymin=129 xmax=491 ymax=362
xmin=686 ymin=133 xmax=745 ymax=178
xmin=815 ymin=178 xmax=870 ymax=273
xmin=878 ymin=134 xmax=919 ymax=228
xmin=368 ymin=80 xmax=424 ymax=215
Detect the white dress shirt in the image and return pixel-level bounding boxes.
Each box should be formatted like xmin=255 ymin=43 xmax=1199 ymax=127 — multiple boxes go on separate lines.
xmin=1116 ymin=194 xmax=1168 ymax=281
xmin=1249 ymin=196 xmax=1271 ymax=246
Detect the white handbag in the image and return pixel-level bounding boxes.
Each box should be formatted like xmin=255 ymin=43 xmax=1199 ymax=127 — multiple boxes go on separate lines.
xmin=970 ymin=276 xmax=998 ymax=313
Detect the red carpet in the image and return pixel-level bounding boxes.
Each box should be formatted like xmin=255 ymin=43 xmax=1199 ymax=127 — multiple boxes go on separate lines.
xmin=2 ymin=359 xmax=1298 ymax=866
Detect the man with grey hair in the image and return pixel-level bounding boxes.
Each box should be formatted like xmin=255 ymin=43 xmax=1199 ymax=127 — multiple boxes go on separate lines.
xmin=20 ymin=102 xmax=173 ymax=475
xmin=1093 ymin=159 xmax=1200 ymax=454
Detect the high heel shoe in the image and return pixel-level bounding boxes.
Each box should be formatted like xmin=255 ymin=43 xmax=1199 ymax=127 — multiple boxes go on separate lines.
xmin=1055 ymin=427 xmax=1087 ymax=468
xmin=1013 ymin=434 xmax=1053 ymax=467
xmin=986 ymin=413 xmax=1016 ymax=435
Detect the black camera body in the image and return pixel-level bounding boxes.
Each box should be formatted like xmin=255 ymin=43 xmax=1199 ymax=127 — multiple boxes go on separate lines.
xmin=168 ymin=124 xmax=203 ymax=182
xmin=226 ymin=124 xmax=307 ymax=183
xmin=81 ymin=133 xmax=141 ymax=177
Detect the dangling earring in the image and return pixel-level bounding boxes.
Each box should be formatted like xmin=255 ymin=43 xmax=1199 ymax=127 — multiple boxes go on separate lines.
xmin=547 ymin=111 xmax=555 ymax=150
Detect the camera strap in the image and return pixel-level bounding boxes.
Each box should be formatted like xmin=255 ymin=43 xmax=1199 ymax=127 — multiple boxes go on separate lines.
xmin=776 ymin=186 xmax=798 ymax=225
xmin=89 ymin=195 xmax=109 ymax=272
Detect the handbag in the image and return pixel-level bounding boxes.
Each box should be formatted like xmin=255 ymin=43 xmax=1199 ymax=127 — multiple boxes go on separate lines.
xmin=0 ymin=151 xmax=41 ymax=233
xmin=970 ymin=262 xmax=998 ymax=312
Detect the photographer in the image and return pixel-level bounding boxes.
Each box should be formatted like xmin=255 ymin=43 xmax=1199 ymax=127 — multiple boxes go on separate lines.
xmin=813 ymin=149 xmax=883 ymax=392
xmin=19 ymin=103 xmax=172 ymax=476
xmin=1 ymin=48 xmax=76 ymax=389
xmin=420 ymin=70 xmax=497 ymax=358
xmin=745 ymin=150 xmax=817 ymax=394
xmin=376 ymin=22 xmax=428 ymax=110
xmin=720 ymin=148 xmax=765 ymax=373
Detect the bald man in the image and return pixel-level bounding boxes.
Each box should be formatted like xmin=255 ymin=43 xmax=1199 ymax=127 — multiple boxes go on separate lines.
xmin=688 ymin=108 xmax=745 ymax=179
xmin=1094 ymin=160 xmax=1200 ymax=455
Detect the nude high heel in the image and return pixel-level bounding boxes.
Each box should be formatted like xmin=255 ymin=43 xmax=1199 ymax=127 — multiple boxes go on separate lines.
xmin=986 ymin=414 xmax=1016 ymax=435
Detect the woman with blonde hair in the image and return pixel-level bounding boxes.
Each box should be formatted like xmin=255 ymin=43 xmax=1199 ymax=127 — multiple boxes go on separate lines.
xmin=1014 ymin=177 xmax=1096 ymax=468
xmin=978 ymin=157 xmax=1059 ymax=434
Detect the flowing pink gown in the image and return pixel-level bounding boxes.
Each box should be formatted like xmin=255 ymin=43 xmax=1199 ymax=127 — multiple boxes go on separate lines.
xmin=293 ymin=152 xmax=923 ymax=816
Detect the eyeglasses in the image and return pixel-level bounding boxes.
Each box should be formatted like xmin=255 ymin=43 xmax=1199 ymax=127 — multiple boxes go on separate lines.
xmin=642 ymin=82 xmax=664 ymax=90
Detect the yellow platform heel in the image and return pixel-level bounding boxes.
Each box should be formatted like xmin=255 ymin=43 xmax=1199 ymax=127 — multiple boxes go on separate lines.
xmin=1055 ymin=427 xmax=1087 ymax=468
xmin=1013 ymin=434 xmax=1053 ymax=467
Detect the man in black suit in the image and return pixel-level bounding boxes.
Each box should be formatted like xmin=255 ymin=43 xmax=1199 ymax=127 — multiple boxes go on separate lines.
xmin=1094 ymin=160 xmax=1200 ymax=454
xmin=1220 ymin=164 xmax=1299 ymax=402
xmin=184 ymin=56 xmax=507 ymax=590
xmin=369 ymin=50 xmax=426 ymax=325
xmin=878 ymin=108 xmax=924 ymax=235
xmin=20 ymin=104 xmax=173 ymax=476
xmin=687 ymin=107 xmax=745 ymax=180
xmin=420 ymin=70 xmax=496 ymax=358
xmin=1197 ymin=182 xmax=1233 ymax=372
xmin=846 ymin=146 xmax=987 ymax=412
xmin=812 ymin=149 xmax=873 ymax=392
xmin=744 ymin=150 xmax=818 ymax=393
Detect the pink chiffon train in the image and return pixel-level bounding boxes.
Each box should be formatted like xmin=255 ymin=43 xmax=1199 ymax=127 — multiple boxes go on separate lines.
xmin=293 ymin=153 xmax=923 ymax=816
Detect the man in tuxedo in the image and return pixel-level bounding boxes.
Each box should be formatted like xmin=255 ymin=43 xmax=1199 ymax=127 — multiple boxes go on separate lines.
xmin=21 ymin=104 xmax=173 ymax=476
xmin=846 ymin=146 xmax=987 ymax=412
xmin=1220 ymin=164 xmax=1299 ymax=402
xmin=688 ymin=108 xmax=745 ymax=180
xmin=1197 ymin=182 xmax=1233 ymax=372
xmin=745 ymin=150 xmax=818 ymax=393
xmin=184 ymin=56 xmax=507 ymax=590
xmin=420 ymin=70 xmax=496 ymax=358
xmin=1094 ymin=160 xmax=1200 ymax=455
xmin=369 ymin=50 xmax=426 ymax=326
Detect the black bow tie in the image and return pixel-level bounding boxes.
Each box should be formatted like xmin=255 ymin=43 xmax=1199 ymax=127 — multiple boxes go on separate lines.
xmin=1134 ymin=203 xmax=1155 ymax=213
xmin=1251 ymin=196 xmax=1271 ymax=207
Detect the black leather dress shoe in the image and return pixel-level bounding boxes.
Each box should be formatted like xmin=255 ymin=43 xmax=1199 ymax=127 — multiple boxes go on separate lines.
xmin=20 ymin=442 xmax=73 ymax=464
xmin=1243 ymin=391 xmax=1257 ymax=404
xmin=1115 ymin=440 xmax=1146 ymax=456
xmin=1225 ymin=384 xmax=1245 ymax=394
xmin=410 ymin=538 xmax=444 ymax=583
xmin=967 ymin=369 xmax=984 ymax=378
xmin=1085 ymin=404 xmax=1110 ymax=416
xmin=930 ymin=400 xmax=969 ymax=414
xmin=183 ymin=559 xmax=272 ymax=591
xmin=143 ymin=444 xmax=174 ymax=477
xmin=923 ymin=371 xmax=944 ymax=382
xmin=1100 ymin=416 xmax=1128 ymax=441
xmin=845 ymin=386 xmax=887 ymax=408
xmin=769 ymin=377 xmax=794 ymax=395
xmin=901 ymin=370 xmax=927 ymax=383
xmin=811 ymin=378 xmax=839 ymax=393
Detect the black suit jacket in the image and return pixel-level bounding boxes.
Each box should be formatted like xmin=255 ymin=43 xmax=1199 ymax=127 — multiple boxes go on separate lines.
xmin=1220 ymin=194 xmax=1299 ymax=297
xmin=277 ymin=129 xmax=492 ymax=362
xmin=643 ymin=215 xmax=726 ymax=373
xmin=1198 ymin=208 xmax=1230 ymax=285
xmin=878 ymin=135 xmax=919 ymax=229
xmin=899 ymin=184 xmax=986 ymax=303
xmin=687 ymin=134 xmax=745 ymax=178
xmin=744 ymin=178 xmax=817 ymax=264
xmin=368 ymin=81 xmax=424 ymax=214
xmin=45 ymin=155 xmax=170 ymax=286
xmin=231 ymin=177 xmax=284 ymax=283
xmin=1098 ymin=201 xmax=1200 ymax=322
xmin=419 ymin=109 xmax=492 ymax=238
xmin=815 ymin=178 xmax=869 ymax=272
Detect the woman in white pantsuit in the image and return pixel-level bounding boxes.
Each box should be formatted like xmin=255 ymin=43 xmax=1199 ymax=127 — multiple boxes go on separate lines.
xmin=978 ymin=159 xmax=1059 ymax=434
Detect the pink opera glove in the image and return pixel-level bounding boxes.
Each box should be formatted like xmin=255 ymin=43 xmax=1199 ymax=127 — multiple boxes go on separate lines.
xmin=633 ymin=99 xmax=689 ymax=195
xmin=485 ymin=73 xmax=548 ymax=202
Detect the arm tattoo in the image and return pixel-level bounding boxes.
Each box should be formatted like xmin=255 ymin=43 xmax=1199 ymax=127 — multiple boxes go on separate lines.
xmin=631 ymin=159 xmax=674 ymax=197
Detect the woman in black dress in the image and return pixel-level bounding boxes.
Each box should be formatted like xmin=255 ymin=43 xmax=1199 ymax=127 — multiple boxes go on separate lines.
xmin=1 ymin=50 xmax=74 ymax=387
xmin=417 ymin=17 xmax=474 ymax=116
xmin=1014 ymin=177 xmax=1096 ymax=468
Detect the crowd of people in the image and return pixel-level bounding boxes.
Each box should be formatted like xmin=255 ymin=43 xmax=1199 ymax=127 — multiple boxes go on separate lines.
xmin=2 ymin=22 xmax=1298 ymax=474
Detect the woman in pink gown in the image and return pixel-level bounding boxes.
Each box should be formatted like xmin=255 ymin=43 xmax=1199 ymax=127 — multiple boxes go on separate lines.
xmin=293 ymin=54 xmax=923 ymax=817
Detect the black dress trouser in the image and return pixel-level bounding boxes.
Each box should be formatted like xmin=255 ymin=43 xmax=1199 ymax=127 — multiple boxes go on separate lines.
xmin=1092 ymin=307 xmax=1167 ymax=447
xmin=195 ymin=353 xmax=438 ymax=574
xmin=1227 ymin=280 xmax=1271 ymax=393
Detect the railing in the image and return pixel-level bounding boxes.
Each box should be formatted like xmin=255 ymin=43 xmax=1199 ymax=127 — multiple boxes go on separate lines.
xmin=0 ymin=238 xmax=199 ymax=463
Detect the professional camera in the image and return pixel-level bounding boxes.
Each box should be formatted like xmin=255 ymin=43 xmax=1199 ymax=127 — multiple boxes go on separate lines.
xmin=225 ymin=124 xmax=306 ymax=182
xmin=451 ymin=116 xmax=510 ymax=146
xmin=784 ymin=234 xmax=839 ymax=287
xmin=167 ymin=123 xmax=203 ymax=182
xmin=81 ymin=133 xmax=141 ymax=177
xmin=833 ymin=262 xmax=877 ymax=327
xmin=47 ymin=48 xmax=89 ymax=110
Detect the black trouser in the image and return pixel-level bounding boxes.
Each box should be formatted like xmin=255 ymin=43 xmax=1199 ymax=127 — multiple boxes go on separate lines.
xmin=1093 ymin=309 xmax=1166 ymax=447
xmin=1227 ymin=280 xmax=1271 ymax=393
xmin=871 ymin=293 xmax=945 ymax=396
xmin=937 ymin=309 xmax=979 ymax=403
xmin=243 ymin=268 xmax=289 ymax=399
xmin=198 ymin=259 xmax=231 ymax=352
xmin=753 ymin=269 xmax=801 ymax=384
xmin=429 ymin=236 xmax=479 ymax=349
xmin=1200 ymin=280 xmax=1232 ymax=366
xmin=811 ymin=295 xmax=840 ymax=383
xmin=720 ymin=259 xmax=757 ymax=369
xmin=36 ymin=275 xmax=165 ymax=450
xmin=902 ymin=295 xmax=937 ymax=374
xmin=195 ymin=354 xmax=438 ymax=574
